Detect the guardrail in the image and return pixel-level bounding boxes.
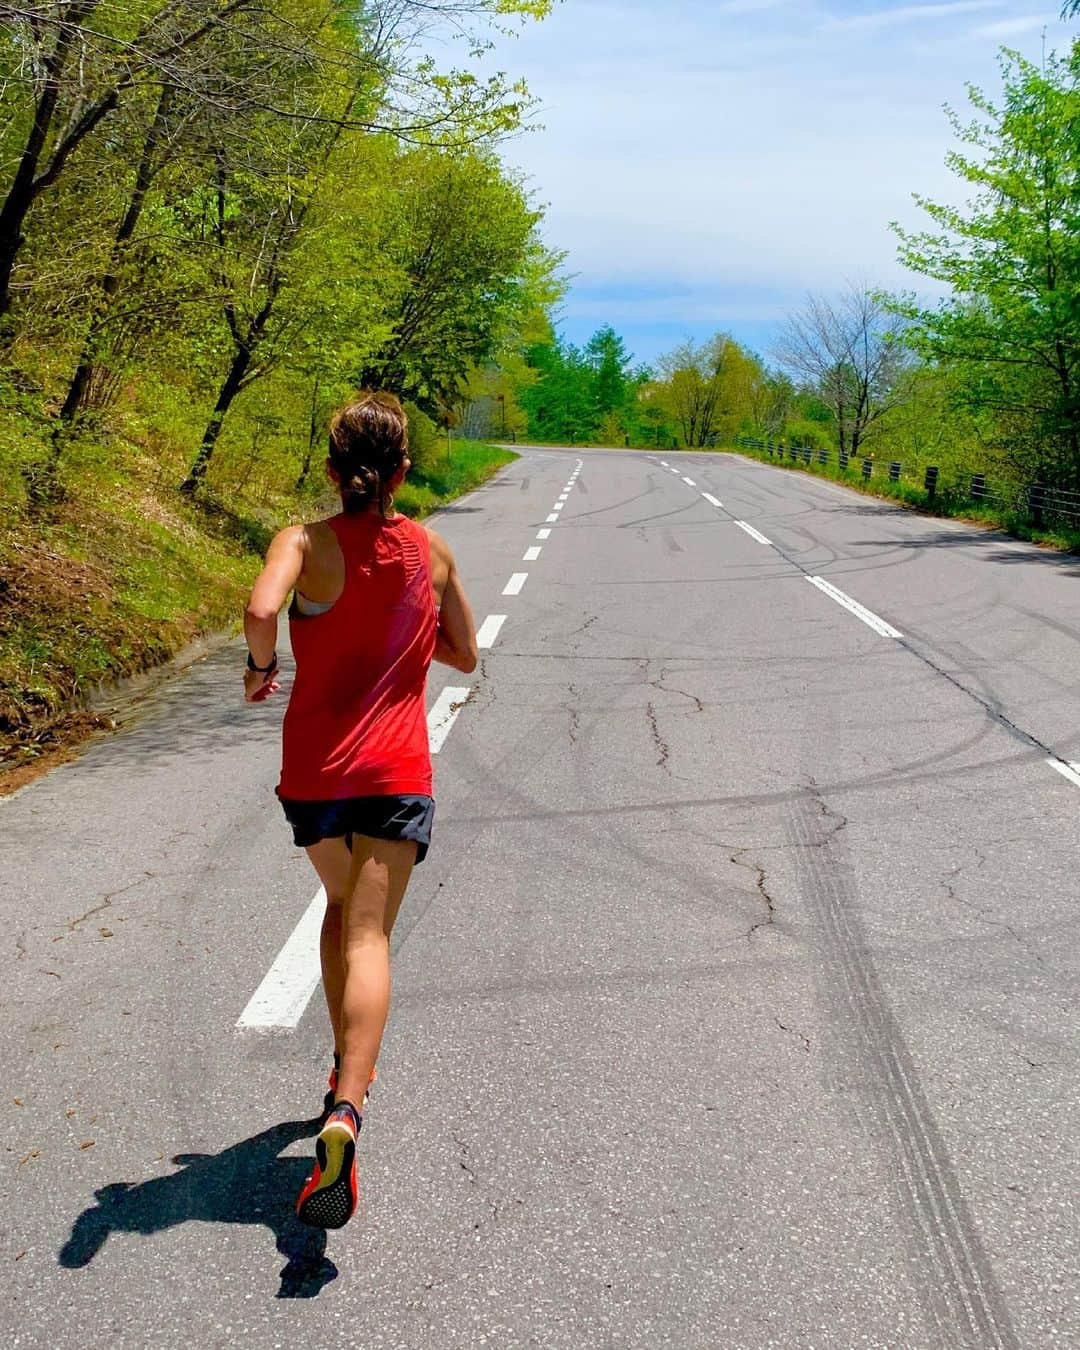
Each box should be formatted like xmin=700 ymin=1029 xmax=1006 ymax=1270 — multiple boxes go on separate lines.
xmin=731 ymin=435 xmax=1080 ymax=528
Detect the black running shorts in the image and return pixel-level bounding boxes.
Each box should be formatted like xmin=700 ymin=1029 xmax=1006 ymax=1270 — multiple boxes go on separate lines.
xmin=277 ymin=793 xmax=435 ymax=863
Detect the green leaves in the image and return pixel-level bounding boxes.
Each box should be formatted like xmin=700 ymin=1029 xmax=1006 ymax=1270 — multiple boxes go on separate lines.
xmin=893 ymin=45 xmax=1080 ymax=487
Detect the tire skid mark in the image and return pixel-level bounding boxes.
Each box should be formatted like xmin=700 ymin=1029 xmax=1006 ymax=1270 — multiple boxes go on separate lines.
xmin=788 ymin=790 xmax=1018 ymax=1350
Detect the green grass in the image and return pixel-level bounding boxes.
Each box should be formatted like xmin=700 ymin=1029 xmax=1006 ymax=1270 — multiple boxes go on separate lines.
xmin=719 ymin=443 xmax=1080 ymax=553
xmin=396 ymin=439 xmax=517 ymax=518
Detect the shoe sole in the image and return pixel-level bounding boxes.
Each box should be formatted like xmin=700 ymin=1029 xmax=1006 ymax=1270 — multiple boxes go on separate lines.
xmin=296 ymin=1122 xmax=357 ymax=1229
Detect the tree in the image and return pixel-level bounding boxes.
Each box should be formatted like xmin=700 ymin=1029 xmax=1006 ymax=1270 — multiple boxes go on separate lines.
xmin=356 ymin=148 xmax=558 ymax=415
xmin=655 ymin=333 xmax=757 ymax=447
xmin=893 ymin=48 xmax=1080 ymax=489
xmin=774 ymin=284 xmax=908 ymax=455
xmin=0 ymin=1 xmax=271 ymax=325
xmin=585 ymin=325 xmax=634 ymax=422
xmin=0 ymin=0 xmax=550 ymax=338
xmin=519 ymin=335 xmax=597 ymax=442
xmin=747 ymin=367 xmax=794 ymax=441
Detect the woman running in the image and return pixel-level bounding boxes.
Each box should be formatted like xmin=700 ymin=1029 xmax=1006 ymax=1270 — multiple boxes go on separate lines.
xmin=242 ymin=392 xmax=477 ymax=1229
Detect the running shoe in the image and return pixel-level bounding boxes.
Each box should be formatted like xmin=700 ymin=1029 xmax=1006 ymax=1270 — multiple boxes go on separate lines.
xmin=322 ymin=1058 xmax=339 ymax=1117
xmin=296 ymin=1100 xmax=362 ymax=1229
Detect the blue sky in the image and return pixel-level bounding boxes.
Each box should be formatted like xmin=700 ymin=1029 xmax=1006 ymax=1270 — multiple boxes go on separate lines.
xmin=478 ymin=0 xmax=1077 ymax=367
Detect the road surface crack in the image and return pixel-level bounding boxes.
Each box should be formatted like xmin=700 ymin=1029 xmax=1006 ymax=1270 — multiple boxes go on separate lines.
xmin=645 ymin=702 xmax=670 ymax=772
xmin=730 ymin=848 xmax=776 ymax=939
xmin=775 ymin=1017 xmax=811 ymax=1052
xmin=569 ymin=614 xmax=599 ymax=641
xmin=452 ymin=1133 xmax=477 ymax=1185
xmin=941 ymin=862 xmax=1044 ymax=966
xmin=650 ymin=667 xmax=705 ymax=713
xmin=802 ymin=785 xmax=848 ymax=847
xmin=65 ymin=872 xmax=155 ymax=935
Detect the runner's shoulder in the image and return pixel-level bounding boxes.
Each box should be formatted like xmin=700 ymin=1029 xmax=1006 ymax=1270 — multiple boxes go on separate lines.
xmin=266 ymin=523 xmax=308 ymax=558
xmin=423 ymin=524 xmax=454 ymax=564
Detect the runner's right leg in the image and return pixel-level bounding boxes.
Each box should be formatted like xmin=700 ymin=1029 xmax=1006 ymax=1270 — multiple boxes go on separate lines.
xmin=334 ymin=835 xmax=416 ymax=1110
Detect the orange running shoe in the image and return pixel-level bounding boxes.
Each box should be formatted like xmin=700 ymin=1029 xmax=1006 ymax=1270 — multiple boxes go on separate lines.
xmin=297 ymin=1100 xmax=362 ymax=1229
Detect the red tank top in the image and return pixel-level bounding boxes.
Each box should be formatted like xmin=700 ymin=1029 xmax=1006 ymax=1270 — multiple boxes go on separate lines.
xmin=278 ymin=512 xmax=437 ymax=800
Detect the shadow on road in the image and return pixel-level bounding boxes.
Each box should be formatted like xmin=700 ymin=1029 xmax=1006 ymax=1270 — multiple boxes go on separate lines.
xmin=58 ymin=1117 xmax=336 ymax=1299
xmin=847 ymin=525 xmax=1080 ymax=573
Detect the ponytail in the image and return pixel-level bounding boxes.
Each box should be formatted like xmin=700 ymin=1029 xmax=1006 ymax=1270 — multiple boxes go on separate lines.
xmin=327 ymin=392 xmax=408 ymax=515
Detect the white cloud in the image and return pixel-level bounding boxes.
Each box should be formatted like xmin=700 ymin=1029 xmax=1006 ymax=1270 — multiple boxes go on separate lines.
xmin=973 ymin=15 xmax=1052 ymax=38
xmin=823 ymin=1 xmax=1005 ymax=31
xmin=477 ymin=0 xmax=1075 ymax=358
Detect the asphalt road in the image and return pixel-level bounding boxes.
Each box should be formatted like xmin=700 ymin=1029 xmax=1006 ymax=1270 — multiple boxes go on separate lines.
xmin=3 ymin=447 xmax=1079 ymax=1348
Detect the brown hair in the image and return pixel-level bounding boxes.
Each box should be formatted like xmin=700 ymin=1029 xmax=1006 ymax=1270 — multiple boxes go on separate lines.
xmin=327 ymin=391 xmax=409 ymax=515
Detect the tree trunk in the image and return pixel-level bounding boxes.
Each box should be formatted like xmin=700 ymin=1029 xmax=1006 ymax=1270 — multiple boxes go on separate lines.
xmin=0 ymin=1 xmax=102 ymax=323
xmin=0 ymin=103 xmax=59 ymax=322
xmin=295 ymin=376 xmax=321 ymax=490
xmin=180 ymin=348 xmax=252 ymax=494
xmin=57 ymin=86 xmax=172 ymax=428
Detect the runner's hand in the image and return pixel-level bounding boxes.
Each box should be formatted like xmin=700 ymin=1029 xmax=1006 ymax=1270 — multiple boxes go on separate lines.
xmin=243 ymin=664 xmax=280 ymax=703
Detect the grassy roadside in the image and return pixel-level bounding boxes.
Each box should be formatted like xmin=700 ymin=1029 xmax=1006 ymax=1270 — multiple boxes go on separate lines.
xmin=0 ymin=438 xmax=515 ymax=791
xmin=707 ymin=443 xmax=1080 ymax=553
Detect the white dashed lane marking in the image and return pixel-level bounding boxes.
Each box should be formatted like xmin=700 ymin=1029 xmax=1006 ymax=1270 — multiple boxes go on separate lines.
xmin=426 ymin=685 xmax=473 ymax=752
xmin=806 ymin=576 xmax=902 ymax=639
xmin=503 ymin=572 xmax=528 ymax=596
xmin=546 ymin=513 xmax=559 ymax=523
xmin=1047 ymin=759 xmax=1080 ymax=791
xmin=734 ymin=520 xmax=773 ymax=546
xmin=237 ymin=891 xmax=327 ymax=1030
xmin=524 ymin=546 xmax=542 ymax=561
xmin=537 ymin=528 xmax=552 ymax=540
xmin=476 ymin=614 xmax=507 ymax=649
xmin=702 ymin=493 xmax=723 ymax=508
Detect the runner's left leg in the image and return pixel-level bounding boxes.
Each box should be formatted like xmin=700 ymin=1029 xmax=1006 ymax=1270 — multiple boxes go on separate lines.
xmin=304 ymin=838 xmax=351 ymax=1058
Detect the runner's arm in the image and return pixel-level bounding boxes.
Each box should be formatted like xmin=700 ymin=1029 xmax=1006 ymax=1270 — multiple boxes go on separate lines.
xmin=243 ymin=526 xmax=305 ymax=700
xmin=429 ymin=532 xmax=477 ymax=673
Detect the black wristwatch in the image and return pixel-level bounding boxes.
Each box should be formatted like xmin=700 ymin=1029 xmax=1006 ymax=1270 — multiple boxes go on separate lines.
xmin=246 ymin=651 xmax=278 ymax=674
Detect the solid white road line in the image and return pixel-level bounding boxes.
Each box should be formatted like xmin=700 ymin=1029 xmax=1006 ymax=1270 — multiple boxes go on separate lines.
xmin=546 ymin=513 xmax=559 ymax=523
xmin=524 ymin=546 xmax=542 ymax=561
xmin=682 ymin=476 xmax=696 ymax=486
xmin=1047 ymin=758 xmax=1080 ymax=790
xmin=427 ymin=684 xmax=473 ymax=753
xmin=734 ymin=520 xmax=773 ymax=546
xmin=237 ymin=889 xmax=327 ymax=1030
xmin=537 ymin=528 xmax=552 ymax=539
xmin=476 ymin=614 xmax=507 ymax=649
xmin=503 ymin=572 xmax=528 ymax=596
xmin=806 ymin=576 xmax=902 ymax=639
xmin=702 ymin=493 xmax=723 ymax=507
